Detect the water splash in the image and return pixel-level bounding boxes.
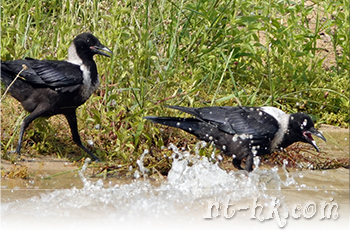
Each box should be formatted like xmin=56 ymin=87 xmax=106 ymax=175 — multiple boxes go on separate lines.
xmin=136 ymin=149 xmax=149 ymax=179
xmin=3 ymin=143 xmax=328 ymax=230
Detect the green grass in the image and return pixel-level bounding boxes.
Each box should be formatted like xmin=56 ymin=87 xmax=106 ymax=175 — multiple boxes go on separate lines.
xmin=1 ymin=0 xmax=349 ymax=173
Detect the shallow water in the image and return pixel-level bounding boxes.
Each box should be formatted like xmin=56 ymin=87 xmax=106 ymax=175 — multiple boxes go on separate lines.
xmin=1 ymin=145 xmax=349 ymax=231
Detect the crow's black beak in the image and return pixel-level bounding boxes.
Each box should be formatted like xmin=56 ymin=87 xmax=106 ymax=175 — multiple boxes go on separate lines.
xmin=303 ymin=127 xmax=326 ymax=152
xmin=91 ymin=45 xmax=113 ymax=57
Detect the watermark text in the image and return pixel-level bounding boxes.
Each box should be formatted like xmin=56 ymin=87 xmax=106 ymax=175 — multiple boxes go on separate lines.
xmin=204 ymin=197 xmax=338 ymax=227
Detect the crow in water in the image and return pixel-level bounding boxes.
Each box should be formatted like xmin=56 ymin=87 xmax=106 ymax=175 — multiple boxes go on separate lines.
xmin=144 ymin=106 xmax=326 ymax=172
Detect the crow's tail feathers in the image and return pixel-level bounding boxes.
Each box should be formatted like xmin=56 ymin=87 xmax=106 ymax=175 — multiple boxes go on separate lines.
xmin=1 ymin=62 xmax=33 ymax=102
xmin=144 ymin=116 xmax=216 ymax=141
xmin=1 ymin=63 xmax=16 ymax=87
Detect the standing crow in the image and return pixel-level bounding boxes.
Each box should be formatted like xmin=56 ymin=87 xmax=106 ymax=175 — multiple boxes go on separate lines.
xmin=1 ymin=33 xmax=112 ymax=161
xmin=144 ymin=106 xmax=326 ymax=172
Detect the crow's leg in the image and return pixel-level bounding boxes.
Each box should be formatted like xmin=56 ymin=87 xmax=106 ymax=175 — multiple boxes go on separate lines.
xmin=232 ymin=157 xmax=244 ymax=170
xmin=15 ymin=109 xmax=47 ymax=155
xmin=244 ymin=154 xmax=254 ymax=172
xmin=64 ymin=111 xmax=100 ymax=162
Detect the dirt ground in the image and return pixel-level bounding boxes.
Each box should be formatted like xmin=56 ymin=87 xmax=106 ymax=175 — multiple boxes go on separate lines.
xmin=1 ymin=123 xmax=348 ymax=181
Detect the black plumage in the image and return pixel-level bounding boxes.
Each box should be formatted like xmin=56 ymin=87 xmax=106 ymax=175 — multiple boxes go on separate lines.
xmin=144 ymin=106 xmax=326 ymax=172
xmin=1 ymin=33 xmax=112 ymax=161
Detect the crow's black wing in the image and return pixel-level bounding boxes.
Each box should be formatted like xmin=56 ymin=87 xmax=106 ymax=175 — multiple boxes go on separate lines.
xmin=1 ymin=59 xmax=83 ymax=88
xmin=169 ymin=106 xmax=279 ymax=140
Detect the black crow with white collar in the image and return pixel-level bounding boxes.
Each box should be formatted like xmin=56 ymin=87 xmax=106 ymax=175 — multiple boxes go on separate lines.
xmin=144 ymin=106 xmax=326 ymax=172
xmin=1 ymin=33 xmax=112 ymax=161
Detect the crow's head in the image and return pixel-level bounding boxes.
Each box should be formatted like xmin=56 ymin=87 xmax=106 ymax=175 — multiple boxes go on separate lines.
xmin=289 ymin=113 xmax=326 ymax=151
xmin=73 ymin=33 xmax=113 ymax=59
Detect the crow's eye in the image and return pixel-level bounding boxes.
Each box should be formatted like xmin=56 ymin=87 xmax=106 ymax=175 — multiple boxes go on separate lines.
xmin=86 ymin=38 xmax=90 ymax=44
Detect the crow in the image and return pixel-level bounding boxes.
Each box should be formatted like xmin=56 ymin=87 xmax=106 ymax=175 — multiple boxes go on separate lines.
xmin=144 ymin=106 xmax=326 ymax=172
xmin=1 ymin=33 xmax=112 ymax=161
